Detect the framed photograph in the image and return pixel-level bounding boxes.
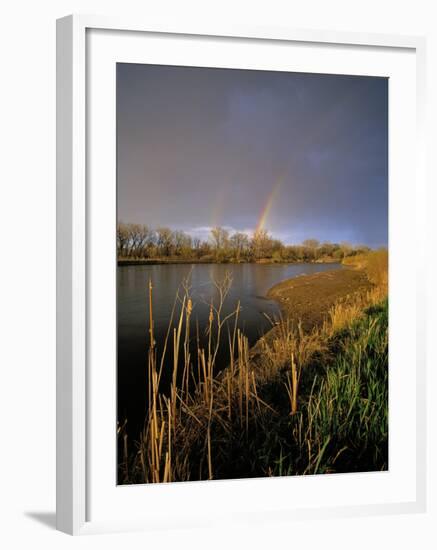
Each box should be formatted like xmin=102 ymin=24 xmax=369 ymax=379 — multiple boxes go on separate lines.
xmin=56 ymin=15 xmax=427 ymax=535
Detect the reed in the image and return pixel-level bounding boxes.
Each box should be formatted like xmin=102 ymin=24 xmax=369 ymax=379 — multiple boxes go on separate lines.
xmin=284 ymin=352 xmax=299 ymax=414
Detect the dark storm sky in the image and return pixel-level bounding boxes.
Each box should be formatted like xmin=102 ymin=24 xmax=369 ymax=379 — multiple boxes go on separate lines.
xmin=117 ymin=63 xmax=388 ymax=247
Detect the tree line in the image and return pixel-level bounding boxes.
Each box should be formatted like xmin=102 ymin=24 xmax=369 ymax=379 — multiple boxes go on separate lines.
xmin=117 ymin=222 xmax=371 ymax=262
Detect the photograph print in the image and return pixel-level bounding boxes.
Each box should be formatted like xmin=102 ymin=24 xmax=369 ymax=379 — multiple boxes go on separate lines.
xmin=116 ymin=63 xmax=388 ymax=484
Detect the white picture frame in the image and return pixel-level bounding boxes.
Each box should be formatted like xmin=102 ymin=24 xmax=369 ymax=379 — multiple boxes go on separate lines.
xmin=56 ymin=14 xmax=427 ymax=535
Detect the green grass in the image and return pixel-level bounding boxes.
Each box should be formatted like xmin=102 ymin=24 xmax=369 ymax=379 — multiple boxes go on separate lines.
xmin=254 ymin=299 xmax=388 ymax=477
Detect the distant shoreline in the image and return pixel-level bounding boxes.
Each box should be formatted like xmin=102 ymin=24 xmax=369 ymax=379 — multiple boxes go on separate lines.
xmin=117 ymin=257 xmax=340 ymax=267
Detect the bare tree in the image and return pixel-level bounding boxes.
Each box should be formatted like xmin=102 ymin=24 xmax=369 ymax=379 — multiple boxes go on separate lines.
xmin=192 ymin=237 xmax=202 ymax=258
xmin=173 ymin=231 xmax=192 ymax=257
xmin=138 ymin=225 xmax=156 ymax=257
xmin=117 ymin=223 xmax=130 ymax=258
xmin=251 ymin=229 xmax=274 ymax=260
xmin=210 ymin=227 xmax=230 ymax=259
xmin=302 ymin=239 xmax=320 ymax=260
xmin=127 ymin=224 xmax=143 ymax=257
xmin=302 ymin=238 xmax=320 ymax=250
xmin=122 ymin=224 xmax=156 ymax=257
xmin=230 ymin=232 xmax=249 ymax=260
xmin=156 ymin=227 xmax=174 ymax=257
xmin=339 ymin=241 xmax=352 ymax=259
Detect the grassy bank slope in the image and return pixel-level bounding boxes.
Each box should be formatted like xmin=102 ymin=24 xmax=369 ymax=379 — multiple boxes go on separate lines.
xmin=255 ymin=298 xmax=388 ymax=477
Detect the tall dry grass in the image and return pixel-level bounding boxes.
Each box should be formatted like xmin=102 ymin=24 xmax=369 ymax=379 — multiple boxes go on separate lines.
xmin=343 ymin=248 xmax=388 ymax=289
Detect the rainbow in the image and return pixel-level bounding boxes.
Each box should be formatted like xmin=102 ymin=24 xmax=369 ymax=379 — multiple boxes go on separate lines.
xmin=255 ymin=176 xmax=283 ymax=233
xmin=210 ymin=187 xmax=226 ymax=228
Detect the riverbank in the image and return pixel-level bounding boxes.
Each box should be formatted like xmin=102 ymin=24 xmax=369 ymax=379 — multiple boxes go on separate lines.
xmin=266 ymin=267 xmax=372 ymax=331
xmin=117 ymin=257 xmax=340 ymax=266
